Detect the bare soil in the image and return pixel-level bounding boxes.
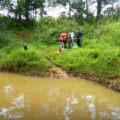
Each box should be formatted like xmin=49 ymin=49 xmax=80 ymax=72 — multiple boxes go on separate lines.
xmin=13 ymin=31 xmax=33 ymax=41
xmin=13 ymin=32 xmax=24 ymax=40
xmin=48 ymin=65 xmax=68 ymax=79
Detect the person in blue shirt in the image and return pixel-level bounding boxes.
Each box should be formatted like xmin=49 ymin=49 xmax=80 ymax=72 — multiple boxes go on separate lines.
xmin=76 ymin=27 xmax=82 ymax=47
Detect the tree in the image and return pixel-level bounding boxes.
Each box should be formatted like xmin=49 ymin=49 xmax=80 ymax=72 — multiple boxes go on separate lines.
xmin=87 ymin=0 xmax=118 ymax=20
xmin=47 ymin=0 xmax=71 ymax=17
xmin=71 ymin=0 xmax=86 ymax=24
xmin=0 ymin=0 xmax=12 ymax=16
xmin=24 ymin=0 xmax=32 ymax=20
xmin=12 ymin=0 xmax=24 ymax=20
xmin=37 ymin=0 xmax=47 ymax=19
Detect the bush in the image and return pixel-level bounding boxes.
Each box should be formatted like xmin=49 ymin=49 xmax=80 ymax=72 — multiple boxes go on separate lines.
xmin=0 ymin=30 xmax=17 ymax=48
xmin=1 ymin=49 xmax=50 ymax=72
xmin=25 ymin=17 xmax=79 ymax=45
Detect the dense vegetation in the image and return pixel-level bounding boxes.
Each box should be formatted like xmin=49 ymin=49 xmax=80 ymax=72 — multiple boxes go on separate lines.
xmin=0 ymin=16 xmax=120 ymax=83
xmin=0 ymin=0 xmax=120 ymax=88
xmin=0 ymin=0 xmax=120 ymax=30
xmin=25 ymin=17 xmax=120 ymax=80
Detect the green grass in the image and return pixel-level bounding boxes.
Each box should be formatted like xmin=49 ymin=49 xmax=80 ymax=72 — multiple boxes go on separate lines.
xmin=0 ymin=42 xmax=50 ymax=73
xmin=25 ymin=18 xmax=120 ymax=79
xmin=0 ymin=18 xmax=120 ymax=80
xmin=38 ymin=45 xmax=120 ymax=78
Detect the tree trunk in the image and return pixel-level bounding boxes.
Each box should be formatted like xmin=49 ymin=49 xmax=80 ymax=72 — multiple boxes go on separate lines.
xmin=19 ymin=13 xmax=21 ymax=20
xmin=86 ymin=0 xmax=88 ymax=20
xmin=68 ymin=0 xmax=71 ymax=17
xmin=25 ymin=0 xmax=29 ymax=20
xmin=40 ymin=7 xmax=43 ymax=19
xmin=96 ymin=0 xmax=102 ymax=20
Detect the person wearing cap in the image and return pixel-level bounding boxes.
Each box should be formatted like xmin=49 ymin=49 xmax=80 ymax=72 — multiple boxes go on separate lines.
xmin=76 ymin=27 xmax=82 ymax=47
xmin=62 ymin=30 xmax=67 ymax=48
xmin=68 ymin=29 xmax=74 ymax=47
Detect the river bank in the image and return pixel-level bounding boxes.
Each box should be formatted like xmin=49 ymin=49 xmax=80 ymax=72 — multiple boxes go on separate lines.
xmin=1 ymin=19 xmax=120 ymax=93
xmin=0 ymin=63 xmax=120 ymax=93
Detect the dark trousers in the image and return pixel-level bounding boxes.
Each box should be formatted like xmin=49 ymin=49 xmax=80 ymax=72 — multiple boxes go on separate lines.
xmin=68 ymin=42 xmax=71 ymax=48
xmin=63 ymin=40 xmax=67 ymax=48
xmin=77 ymin=39 xmax=82 ymax=47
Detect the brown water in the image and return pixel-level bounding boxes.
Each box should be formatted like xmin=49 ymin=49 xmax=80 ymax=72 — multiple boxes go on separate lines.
xmin=0 ymin=73 xmax=120 ymax=120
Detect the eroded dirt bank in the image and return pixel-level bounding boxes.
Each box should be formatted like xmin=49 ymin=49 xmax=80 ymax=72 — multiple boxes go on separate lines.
xmin=73 ymin=72 xmax=120 ymax=92
xmin=0 ymin=65 xmax=120 ymax=93
xmin=0 ymin=63 xmax=68 ymax=80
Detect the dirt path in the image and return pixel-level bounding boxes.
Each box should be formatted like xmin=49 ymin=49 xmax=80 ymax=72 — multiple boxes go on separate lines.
xmin=13 ymin=31 xmax=33 ymax=41
xmin=44 ymin=60 xmax=68 ymax=79
xmin=13 ymin=32 xmax=24 ymax=40
xmin=49 ymin=65 xmax=69 ymax=79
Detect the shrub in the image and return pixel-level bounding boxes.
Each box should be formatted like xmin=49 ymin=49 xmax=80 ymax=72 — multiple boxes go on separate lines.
xmin=1 ymin=49 xmax=50 ymax=72
xmin=0 ymin=31 xmax=17 ymax=48
xmin=25 ymin=17 xmax=79 ymax=45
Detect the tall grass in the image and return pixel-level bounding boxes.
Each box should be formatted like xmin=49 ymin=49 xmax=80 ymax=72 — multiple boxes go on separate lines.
xmin=0 ymin=30 xmax=50 ymax=73
xmin=25 ymin=18 xmax=120 ymax=79
xmin=1 ymin=17 xmax=120 ymax=79
xmin=1 ymin=49 xmax=50 ymax=72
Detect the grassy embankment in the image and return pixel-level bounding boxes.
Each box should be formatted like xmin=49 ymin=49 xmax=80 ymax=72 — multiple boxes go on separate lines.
xmin=0 ymin=30 xmax=50 ymax=76
xmin=0 ymin=17 xmax=120 ymax=87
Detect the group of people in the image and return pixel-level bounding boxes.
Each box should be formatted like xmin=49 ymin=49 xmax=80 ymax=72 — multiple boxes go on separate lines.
xmin=58 ymin=27 xmax=82 ymax=49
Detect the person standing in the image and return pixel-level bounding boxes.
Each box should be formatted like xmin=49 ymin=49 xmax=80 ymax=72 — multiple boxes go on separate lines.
xmin=68 ymin=29 xmax=74 ymax=47
xmin=62 ymin=30 xmax=67 ymax=48
xmin=59 ymin=34 xmax=64 ymax=47
xmin=67 ymin=34 xmax=72 ymax=49
xmin=76 ymin=27 xmax=82 ymax=47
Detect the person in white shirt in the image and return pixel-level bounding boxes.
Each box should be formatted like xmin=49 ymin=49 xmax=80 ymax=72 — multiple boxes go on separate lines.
xmin=68 ymin=29 xmax=74 ymax=47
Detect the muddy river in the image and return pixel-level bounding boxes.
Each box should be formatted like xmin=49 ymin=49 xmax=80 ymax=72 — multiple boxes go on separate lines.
xmin=0 ymin=72 xmax=120 ymax=120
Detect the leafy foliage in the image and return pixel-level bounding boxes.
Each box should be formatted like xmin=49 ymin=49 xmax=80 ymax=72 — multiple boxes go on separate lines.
xmin=0 ymin=30 xmax=17 ymax=48
xmin=30 ymin=19 xmax=120 ymax=79
xmin=25 ymin=17 xmax=79 ymax=45
xmin=0 ymin=16 xmax=120 ymax=80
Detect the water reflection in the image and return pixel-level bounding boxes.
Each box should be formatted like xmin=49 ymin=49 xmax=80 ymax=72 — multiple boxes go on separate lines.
xmin=10 ymin=93 xmax=24 ymax=108
xmin=0 ymin=107 xmax=23 ymax=119
xmin=3 ymin=85 xmax=14 ymax=98
xmin=4 ymin=85 xmax=14 ymax=93
xmin=0 ymin=75 xmax=120 ymax=120
xmin=0 ymin=85 xmax=24 ymax=119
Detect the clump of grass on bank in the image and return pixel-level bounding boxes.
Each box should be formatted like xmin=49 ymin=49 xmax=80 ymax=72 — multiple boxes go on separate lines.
xmin=0 ymin=30 xmax=50 ymax=74
xmin=0 ymin=48 xmax=50 ymax=73
xmin=43 ymin=46 xmax=120 ymax=78
xmin=83 ymin=20 xmax=120 ymax=48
